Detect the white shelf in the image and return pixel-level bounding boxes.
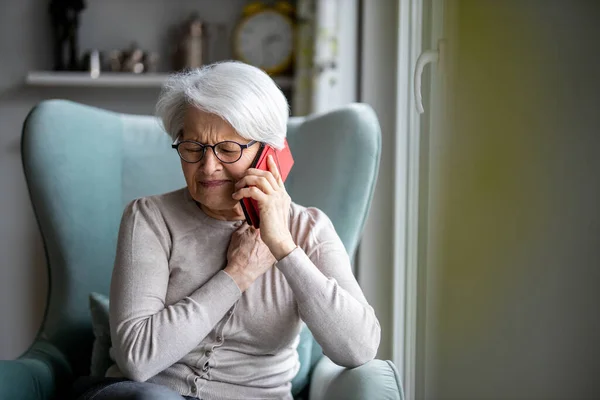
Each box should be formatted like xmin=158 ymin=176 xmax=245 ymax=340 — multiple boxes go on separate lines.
xmin=25 ymin=71 xmax=294 ymax=89
xmin=26 ymin=72 xmax=168 ymax=88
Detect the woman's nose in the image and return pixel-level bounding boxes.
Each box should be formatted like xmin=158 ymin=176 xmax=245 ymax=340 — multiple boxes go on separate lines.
xmin=199 ymin=148 xmax=221 ymax=172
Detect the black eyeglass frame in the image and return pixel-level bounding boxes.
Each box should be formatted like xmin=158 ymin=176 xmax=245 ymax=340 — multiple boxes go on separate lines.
xmin=171 ymin=134 xmax=260 ymax=164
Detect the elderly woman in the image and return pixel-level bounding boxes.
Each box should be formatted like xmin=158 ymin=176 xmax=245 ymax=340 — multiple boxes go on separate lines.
xmin=73 ymin=61 xmax=380 ymax=400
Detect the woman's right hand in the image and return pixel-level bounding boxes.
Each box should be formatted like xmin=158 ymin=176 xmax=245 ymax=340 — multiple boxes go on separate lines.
xmin=224 ymin=222 xmax=276 ymax=292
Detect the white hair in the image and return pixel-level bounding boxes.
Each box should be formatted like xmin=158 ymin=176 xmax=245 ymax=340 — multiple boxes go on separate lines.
xmin=156 ymin=61 xmax=289 ymax=149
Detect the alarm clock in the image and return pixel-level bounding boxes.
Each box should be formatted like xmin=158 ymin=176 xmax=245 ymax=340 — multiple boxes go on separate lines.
xmin=232 ymin=1 xmax=295 ymax=75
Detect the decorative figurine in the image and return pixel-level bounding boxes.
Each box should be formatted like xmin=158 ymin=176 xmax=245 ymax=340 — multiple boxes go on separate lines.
xmin=143 ymin=52 xmax=160 ymax=73
xmin=173 ymin=13 xmax=205 ymax=71
xmin=107 ymin=50 xmax=123 ymax=72
xmin=121 ymin=43 xmax=146 ymax=74
xmin=104 ymin=45 xmax=159 ymax=74
xmin=80 ymin=49 xmax=102 ymax=77
xmin=49 ymin=0 xmax=86 ymax=71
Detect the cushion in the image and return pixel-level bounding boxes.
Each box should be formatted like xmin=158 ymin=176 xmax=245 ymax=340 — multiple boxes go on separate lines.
xmin=86 ymin=292 xmax=314 ymax=395
xmin=89 ymin=292 xmax=112 ymax=377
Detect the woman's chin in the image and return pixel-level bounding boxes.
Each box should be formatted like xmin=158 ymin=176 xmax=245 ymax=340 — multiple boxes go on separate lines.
xmin=195 ymin=192 xmax=238 ymax=210
xmin=193 ymin=184 xmax=226 ymax=198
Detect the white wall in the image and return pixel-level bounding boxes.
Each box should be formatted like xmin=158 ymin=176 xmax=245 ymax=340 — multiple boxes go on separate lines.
xmin=422 ymin=0 xmax=600 ymax=398
xmin=0 ymin=0 xmax=248 ymax=360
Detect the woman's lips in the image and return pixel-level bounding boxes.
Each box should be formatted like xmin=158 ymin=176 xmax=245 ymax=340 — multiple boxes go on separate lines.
xmin=199 ymin=180 xmax=230 ymax=188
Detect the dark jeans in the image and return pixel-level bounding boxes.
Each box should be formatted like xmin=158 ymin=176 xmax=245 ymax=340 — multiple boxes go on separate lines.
xmin=68 ymin=377 xmax=199 ymax=400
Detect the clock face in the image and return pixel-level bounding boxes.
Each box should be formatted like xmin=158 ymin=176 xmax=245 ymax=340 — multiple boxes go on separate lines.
xmin=235 ymin=10 xmax=294 ymax=72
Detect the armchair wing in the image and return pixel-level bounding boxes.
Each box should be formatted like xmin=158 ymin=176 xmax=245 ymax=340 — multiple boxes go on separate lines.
xmin=0 ymin=340 xmax=72 ymax=400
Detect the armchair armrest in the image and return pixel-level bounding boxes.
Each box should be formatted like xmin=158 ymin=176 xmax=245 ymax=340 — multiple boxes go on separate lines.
xmin=309 ymin=357 xmax=404 ymax=400
xmin=0 ymin=340 xmax=72 ymax=400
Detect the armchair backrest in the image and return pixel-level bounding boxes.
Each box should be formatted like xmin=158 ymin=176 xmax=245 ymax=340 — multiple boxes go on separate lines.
xmin=21 ymin=100 xmax=381 ymax=376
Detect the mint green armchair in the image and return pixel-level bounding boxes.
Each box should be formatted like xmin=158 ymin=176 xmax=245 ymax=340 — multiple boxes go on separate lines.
xmin=0 ymin=100 xmax=403 ymax=400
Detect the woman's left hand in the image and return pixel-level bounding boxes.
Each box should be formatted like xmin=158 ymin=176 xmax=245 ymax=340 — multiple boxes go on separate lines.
xmin=232 ymin=155 xmax=296 ymax=261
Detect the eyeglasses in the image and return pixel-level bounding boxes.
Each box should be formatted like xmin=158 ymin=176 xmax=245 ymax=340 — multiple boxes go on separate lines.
xmin=171 ymin=135 xmax=259 ymax=164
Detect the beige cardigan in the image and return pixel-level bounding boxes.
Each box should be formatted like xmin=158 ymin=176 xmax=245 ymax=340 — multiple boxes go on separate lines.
xmin=107 ymin=188 xmax=380 ymax=399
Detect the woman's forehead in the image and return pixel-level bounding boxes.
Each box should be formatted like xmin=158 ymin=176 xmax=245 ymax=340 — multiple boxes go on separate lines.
xmin=182 ymin=108 xmax=241 ymax=142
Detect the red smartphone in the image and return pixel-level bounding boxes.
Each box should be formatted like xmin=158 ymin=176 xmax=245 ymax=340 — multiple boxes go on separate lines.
xmin=240 ymin=139 xmax=294 ymax=228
